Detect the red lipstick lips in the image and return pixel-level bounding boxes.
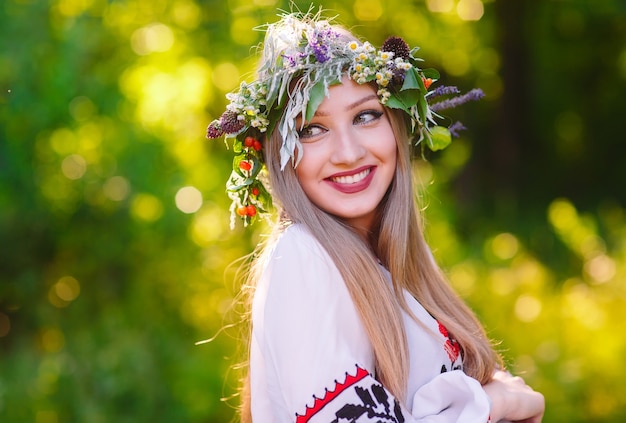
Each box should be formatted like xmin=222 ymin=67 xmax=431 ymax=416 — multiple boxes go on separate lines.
xmin=325 ymin=166 xmax=376 ymax=194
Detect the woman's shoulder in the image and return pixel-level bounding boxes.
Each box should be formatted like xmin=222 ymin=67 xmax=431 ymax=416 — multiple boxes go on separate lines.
xmin=269 ymin=223 xmax=328 ymax=262
xmin=259 ymin=223 xmax=341 ymax=292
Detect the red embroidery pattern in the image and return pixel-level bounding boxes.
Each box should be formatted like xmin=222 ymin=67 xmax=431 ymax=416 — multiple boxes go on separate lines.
xmin=438 ymin=321 xmax=461 ymax=363
xmin=296 ymin=365 xmax=370 ymax=423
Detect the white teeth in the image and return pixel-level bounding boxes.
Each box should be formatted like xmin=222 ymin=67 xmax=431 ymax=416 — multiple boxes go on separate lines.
xmin=332 ymin=168 xmax=370 ymax=184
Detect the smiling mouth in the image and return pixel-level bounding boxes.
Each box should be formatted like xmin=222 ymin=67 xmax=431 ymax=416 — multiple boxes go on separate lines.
xmin=330 ymin=168 xmax=371 ymax=185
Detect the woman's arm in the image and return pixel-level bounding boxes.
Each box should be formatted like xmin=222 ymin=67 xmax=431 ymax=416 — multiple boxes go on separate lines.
xmin=482 ymin=370 xmax=545 ymax=423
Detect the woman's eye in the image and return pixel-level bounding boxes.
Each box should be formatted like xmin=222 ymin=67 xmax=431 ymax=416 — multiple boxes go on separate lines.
xmin=354 ymin=110 xmax=383 ymax=125
xmin=298 ymin=124 xmax=325 ymax=139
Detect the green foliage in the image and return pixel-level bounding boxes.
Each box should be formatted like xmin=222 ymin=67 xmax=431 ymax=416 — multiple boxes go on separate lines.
xmin=0 ymin=0 xmax=625 ymax=422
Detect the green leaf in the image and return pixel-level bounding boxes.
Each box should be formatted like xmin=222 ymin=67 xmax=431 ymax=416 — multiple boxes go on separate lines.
xmin=401 ymin=67 xmax=421 ymax=91
xmin=422 ymin=68 xmax=440 ymax=80
xmin=386 ymin=89 xmax=422 ymax=114
xmin=427 ymin=126 xmax=452 ymax=151
xmin=227 ymin=178 xmax=254 ymax=192
xmin=385 ymin=95 xmax=410 ymax=113
xmin=305 ymin=80 xmax=327 ymax=122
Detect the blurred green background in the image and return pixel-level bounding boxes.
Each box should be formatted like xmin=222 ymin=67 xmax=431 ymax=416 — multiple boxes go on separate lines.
xmin=1 ymin=0 xmax=625 ymax=421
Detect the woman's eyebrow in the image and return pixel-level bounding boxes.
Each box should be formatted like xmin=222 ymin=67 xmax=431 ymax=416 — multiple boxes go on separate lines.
xmin=314 ymin=94 xmax=379 ymax=117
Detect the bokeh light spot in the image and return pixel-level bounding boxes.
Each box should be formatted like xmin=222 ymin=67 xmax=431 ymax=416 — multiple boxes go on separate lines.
xmin=584 ymin=254 xmax=616 ymax=283
xmin=56 ymin=0 xmax=93 ymax=17
xmin=103 ymin=176 xmax=131 ymax=201
xmin=515 ymin=294 xmax=542 ymax=322
xmin=230 ymin=17 xmax=259 ymax=46
xmin=475 ymin=48 xmax=500 ymax=75
xmin=191 ymin=208 xmax=227 ymax=247
xmin=69 ymin=96 xmax=96 ymax=122
xmin=131 ymin=193 xmax=163 ymax=222
xmin=426 ymin=0 xmax=454 ymax=13
xmin=536 ymin=340 xmax=560 ymax=363
xmin=175 ymin=186 xmax=203 ymax=214
xmin=448 ymin=261 xmax=477 ymax=295
xmin=457 ymin=0 xmax=484 ymax=21
xmin=442 ymin=50 xmax=470 ymax=76
xmin=40 ymin=328 xmax=65 ymax=353
xmin=491 ymin=232 xmax=519 ymax=260
xmin=212 ymin=62 xmax=240 ymax=93
xmin=131 ymin=23 xmax=175 ymax=55
xmin=548 ymin=198 xmax=577 ymax=231
xmin=50 ymin=128 xmax=78 ymax=156
xmin=354 ymin=0 xmax=383 ymax=21
xmin=563 ymin=282 xmax=605 ymax=329
xmin=54 ymin=276 xmax=81 ymax=302
xmin=489 ymin=268 xmax=517 ymax=296
xmin=61 ymin=154 xmax=87 ymax=180
xmin=171 ymin=0 xmax=201 ymax=30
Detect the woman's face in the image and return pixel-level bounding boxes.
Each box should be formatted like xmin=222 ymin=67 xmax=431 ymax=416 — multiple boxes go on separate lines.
xmin=295 ymin=76 xmax=397 ymax=232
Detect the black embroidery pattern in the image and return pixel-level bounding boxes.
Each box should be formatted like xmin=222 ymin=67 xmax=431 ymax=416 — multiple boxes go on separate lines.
xmin=331 ymin=381 xmax=406 ymax=423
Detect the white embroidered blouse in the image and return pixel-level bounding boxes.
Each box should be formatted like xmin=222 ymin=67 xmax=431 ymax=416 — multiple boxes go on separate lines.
xmin=250 ymin=224 xmax=492 ymax=422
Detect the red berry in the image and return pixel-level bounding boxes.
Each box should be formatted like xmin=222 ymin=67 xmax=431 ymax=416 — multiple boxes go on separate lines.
xmin=239 ymin=160 xmax=252 ymax=172
xmin=251 ymin=187 xmax=259 ymax=196
xmin=253 ymin=140 xmax=262 ymax=151
xmin=244 ymin=136 xmax=255 ymax=148
xmin=236 ymin=206 xmax=248 ymax=216
xmin=246 ymin=205 xmax=257 ymax=217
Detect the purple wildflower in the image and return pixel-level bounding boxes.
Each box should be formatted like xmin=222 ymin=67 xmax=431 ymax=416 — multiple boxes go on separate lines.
xmin=430 ymin=88 xmax=485 ymax=112
xmin=283 ymin=54 xmax=297 ymax=68
xmin=308 ymin=28 xmax=338 ymax=63
xmin=206 ymin=120 xmax=224 ymax=139
xmin=220 ymin=110 xmax=245 ymax=134
xmin=387 ymin=62 xmax=406 ymax=86
xmin=429 ymin=85 xmax=461 ymax=99
xmin=448 ymin=121 xmax=467 ymax=138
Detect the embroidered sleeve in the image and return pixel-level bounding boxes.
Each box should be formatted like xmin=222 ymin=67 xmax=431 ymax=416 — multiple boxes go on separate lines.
xmin=296 ymin=365 xmax=408 ymax=423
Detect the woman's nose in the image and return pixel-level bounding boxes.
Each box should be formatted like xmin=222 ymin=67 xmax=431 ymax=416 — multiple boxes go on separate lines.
xmin=329 ymin=127 xmax=366 ymax=165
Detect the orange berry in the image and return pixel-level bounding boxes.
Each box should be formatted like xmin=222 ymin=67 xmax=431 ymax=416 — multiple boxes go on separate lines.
xmin=423 ymin=77 xmax=433 ymax=89
xmin=246 ymin=205 xmax=257 ymax=217
xmin=239 ymin=160 xmax=252 ymax=172
xmin=236 ymin=206 xmax=248 ymax=216
xmin=244 ymin=136 xmax=255 ymax=148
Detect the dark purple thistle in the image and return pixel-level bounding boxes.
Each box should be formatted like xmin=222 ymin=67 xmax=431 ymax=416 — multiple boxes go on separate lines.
xmin=219 ymin=110 xmax=245 ymax=134
xmin=381 ymin=36 xmax=411 ymax=60
xmin=206 ymin=120 xmax=224 ymax=139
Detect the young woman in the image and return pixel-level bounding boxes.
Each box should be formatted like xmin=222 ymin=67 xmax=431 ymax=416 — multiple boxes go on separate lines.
xmin=207 ymin=10 xmax=545 ymax=423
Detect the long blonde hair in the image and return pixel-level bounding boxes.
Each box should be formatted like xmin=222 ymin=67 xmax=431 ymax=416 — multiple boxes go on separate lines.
xmin=236 ymin=102 xmax=501 ymax=421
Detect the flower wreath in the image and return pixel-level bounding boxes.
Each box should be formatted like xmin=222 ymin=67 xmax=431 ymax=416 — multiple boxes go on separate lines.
xmin=206 ymin=10 xmax=484 ymax=228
